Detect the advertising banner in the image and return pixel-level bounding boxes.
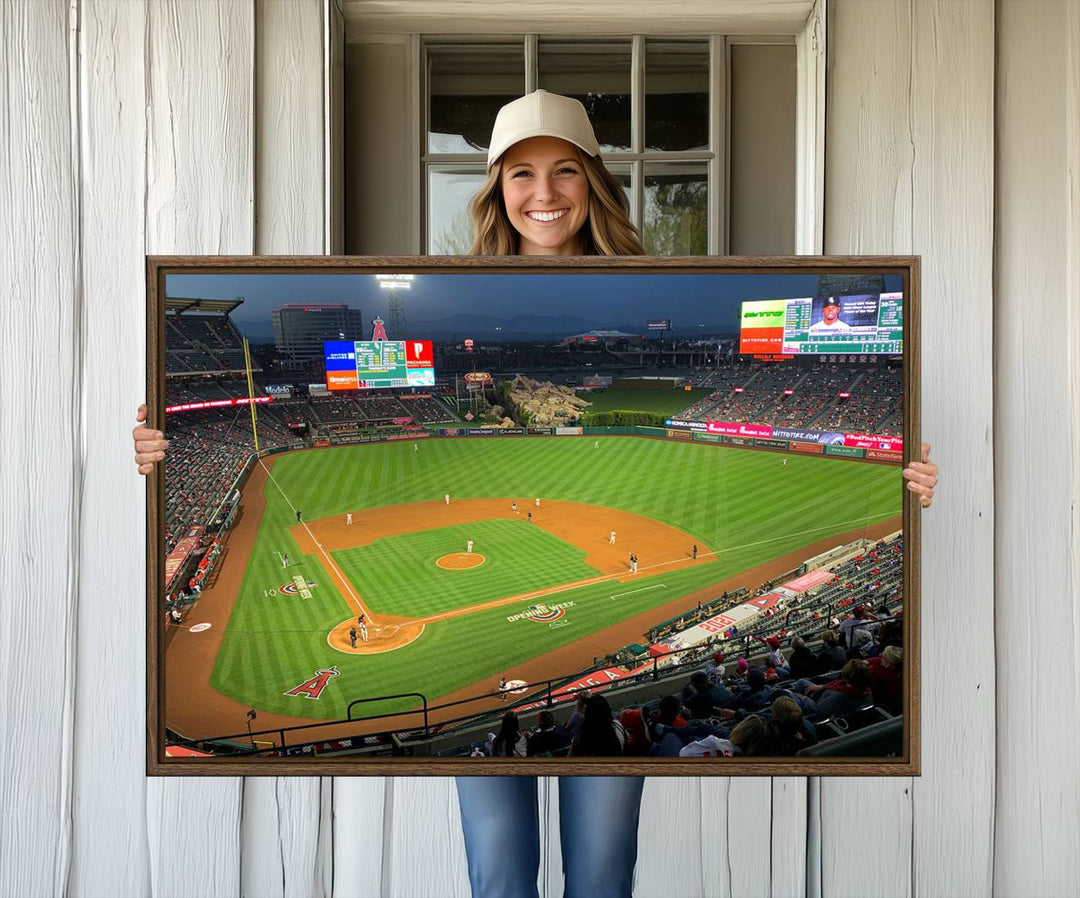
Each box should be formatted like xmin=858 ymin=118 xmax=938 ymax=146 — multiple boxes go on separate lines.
xmin=666 ymin=429 xmax=692 ymax=440
xmin=738 ymin=299 xmax=788 ymax=355
xmin=706 ymin=420 xmax=773 ymax=438
xmin=693 ymin=433 xmax=722 ymax=443
xmin=771 ymin=427 xmax=846 ymax=443
xmin=652 ymin=592 xmax=786 ymax=653
xmin=556 ymin=427 xmax=584 ymax=436
xmin=782 ymin=569 xmax=836 ymax=592
xmin=665 ymin=418 xmax=708 ymax=432
xmin=867 ymin=449 xmax=903 ymax=462
xmin=528 ymin=427 xmax=553 ymax=435
xmin=166 ymin=396 xmax=272 ymax=414
xmin=753 ymin=438 xmax=789 ymax=450
xmin=825 ymin=444 xmax=865 ymax=458
xmin=790 ymin=440 xmax=824 ymax=454
xmin=844 ymin=433 xmax=904 ymax=451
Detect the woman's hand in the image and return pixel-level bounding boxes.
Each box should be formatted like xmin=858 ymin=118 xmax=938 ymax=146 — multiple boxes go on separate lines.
xmin=902 ymin=442 xmax=938 ymax=508
xmin=133 ymin=403 xmax=169 ymax=475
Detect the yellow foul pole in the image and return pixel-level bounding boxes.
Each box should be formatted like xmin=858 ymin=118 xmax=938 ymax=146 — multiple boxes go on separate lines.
xmin=243 ymin=337 xmax=260 ymax=453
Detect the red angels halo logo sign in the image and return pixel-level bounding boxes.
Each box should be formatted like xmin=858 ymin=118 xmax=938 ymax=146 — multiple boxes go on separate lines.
xmin=285 ymin=666 xmax=340 ymax=700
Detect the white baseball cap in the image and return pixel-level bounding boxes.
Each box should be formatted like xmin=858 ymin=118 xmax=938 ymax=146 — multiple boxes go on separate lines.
xmin=486 ymin=90 xmax=601 ymax=169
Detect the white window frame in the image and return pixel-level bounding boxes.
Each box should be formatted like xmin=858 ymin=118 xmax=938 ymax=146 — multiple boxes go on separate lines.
xmin=406 ymin=1 xmax=825 ymax=256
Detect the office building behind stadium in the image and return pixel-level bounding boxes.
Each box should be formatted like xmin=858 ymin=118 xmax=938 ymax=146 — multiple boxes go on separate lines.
xmin=273 ymin=303 xmax=364 ymax=372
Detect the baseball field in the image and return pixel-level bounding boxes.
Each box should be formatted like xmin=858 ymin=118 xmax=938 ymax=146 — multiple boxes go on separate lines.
xmin=185 ymin=433 xmax=901 ymax=728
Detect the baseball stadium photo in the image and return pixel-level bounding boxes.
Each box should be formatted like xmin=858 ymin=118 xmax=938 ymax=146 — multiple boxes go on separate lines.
xmin=155 ymin=265 xmax=913 ymax=766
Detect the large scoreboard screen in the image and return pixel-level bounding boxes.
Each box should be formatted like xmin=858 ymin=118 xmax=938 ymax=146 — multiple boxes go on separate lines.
xmin=738 ymin=293 xmax=903 ymax=356
xmin=324 ymin=339 xmax=435 ymax=390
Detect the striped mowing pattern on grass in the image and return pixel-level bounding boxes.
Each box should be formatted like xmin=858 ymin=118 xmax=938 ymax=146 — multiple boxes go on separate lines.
xmin=209 ymin=437 xmax=901 ymax=719
xmin=333 ymin=519 xmax=597 ymax=617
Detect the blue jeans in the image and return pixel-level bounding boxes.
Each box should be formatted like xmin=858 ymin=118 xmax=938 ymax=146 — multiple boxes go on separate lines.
xmin=455 ymin=776 xmax=645 ymax=898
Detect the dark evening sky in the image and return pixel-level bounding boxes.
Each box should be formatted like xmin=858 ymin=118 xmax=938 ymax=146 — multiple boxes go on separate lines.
xmin=167 ymin=271 xmax=903 ymax=337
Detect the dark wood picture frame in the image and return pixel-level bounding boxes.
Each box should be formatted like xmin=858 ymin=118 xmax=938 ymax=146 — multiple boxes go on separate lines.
xmin=147 ymin=255 xmax=920 ymax=776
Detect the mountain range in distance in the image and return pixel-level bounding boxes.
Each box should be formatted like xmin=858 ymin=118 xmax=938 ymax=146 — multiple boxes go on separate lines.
xmin=234 ymin=312 xmax=736 ymax=344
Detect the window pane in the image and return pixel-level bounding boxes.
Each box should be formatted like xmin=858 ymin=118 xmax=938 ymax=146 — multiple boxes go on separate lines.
xmin=643 ymin=163 xmax=707 ymax=255
xmin=604 ymin=163 xmax=634 ymax=222
xmin=645 ymin=40 xmax=709 ymax=152
xmin=428 ymin=44 xmax=524 ymax=154
xmin=428 ymin=167 xmax=487 ymax=254
xmin=538 ymin=40 xmax=631 ymax=153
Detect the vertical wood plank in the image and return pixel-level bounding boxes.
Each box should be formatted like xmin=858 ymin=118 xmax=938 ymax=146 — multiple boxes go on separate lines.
xmin=825 ymin=3 xmax=997 ymax=897
xmin=332 ymin=777 xmax=387 ymax=898
xmin=254 ymin=0 xmax=324 ymax=256
xmin=144 ymin=1 xmax=255 ymax=893
xmin=242 ymin=3 xmax=331 ymax=897
xmin=382 ymin=777 xmax=471 ymax=898
xmin=994 ymin=2 xmax=1080 ymax=894
xmin=771 ymin=777 xmax=808 ymax=897
xmin=822 ymin=14 xmax=911 ymax=895
xmin=822 ymin=7 xmax=915 ymax=894
xmin=908 ymin=3 xmax=995 ymax=896
xmin=0 ymin=1 xmax=77 ymax=895
xmin=70 ymin=1 xmax=152 ymax=894
xmin=145 ymin=0 xmax=255 ymax=257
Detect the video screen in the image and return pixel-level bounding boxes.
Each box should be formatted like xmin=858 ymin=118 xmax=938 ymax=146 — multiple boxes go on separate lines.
xmin=325 ymin=339 xmax=435 ymax=390
xmin=739 ymin=293 xmax=903 ymax=356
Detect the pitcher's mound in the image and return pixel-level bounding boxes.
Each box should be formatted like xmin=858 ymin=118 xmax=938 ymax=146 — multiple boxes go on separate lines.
xmin=437 ymin=552 xmax=486 ymax=570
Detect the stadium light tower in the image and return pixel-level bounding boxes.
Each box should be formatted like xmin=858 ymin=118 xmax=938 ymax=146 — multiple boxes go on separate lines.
xmin=376 ymin=273 xmax=412 ymax=340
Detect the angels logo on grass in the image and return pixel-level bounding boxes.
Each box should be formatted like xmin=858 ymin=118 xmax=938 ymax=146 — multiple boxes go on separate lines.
xmin=506 ymin=601 xmax=576 ymax=623
xmin=285 ymin=666 xmax=339 ymax=700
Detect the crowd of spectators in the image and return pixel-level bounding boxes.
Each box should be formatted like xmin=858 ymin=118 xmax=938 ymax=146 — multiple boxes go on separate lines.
xmin=352 ymin=394 xmax=409 ymax=421
xmin=166 ymin=313 xmax=249 ymax=375
xmin=163 ymin=403 xmax=302 ymax=553
xmin=309 ymin=397 xmax=362 ymax=423
xmin=754 ymin=364 xmax=854 ymax=428
xmin=461 ymin=533 xmax=904 ymax=760
xmin=670 ymin=361 xmax=903 ymax=437
xmin=814 ymin=366 xmax=902 ymax=434
xmin=398 ymin=394 xmax=457 ymax=424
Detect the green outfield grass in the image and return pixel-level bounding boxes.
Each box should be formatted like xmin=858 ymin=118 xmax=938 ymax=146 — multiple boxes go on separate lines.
xmin=333 ymin=519 xmax=597 ymax=617
xmin=208 ymin=436 xmax=902 ymax=721
xmin=577 ymin=385 xmax=711 ymax=417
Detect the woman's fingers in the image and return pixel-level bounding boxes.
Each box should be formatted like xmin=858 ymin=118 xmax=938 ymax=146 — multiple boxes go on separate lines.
xmin=902 ymin=442 xmax=938 ymax=508
xmin=133 ymin=404 xmax=168 ymax=474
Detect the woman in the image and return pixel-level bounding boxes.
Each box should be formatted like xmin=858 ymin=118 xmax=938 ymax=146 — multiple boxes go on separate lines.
xmin=453 ymin=91 xmax=646 ymax=898
xmin=568 ymin=693 xmax=625 ymax=757
xmin=490 ymin=710 xmax=528 ymax=758
xmin=133 ymin=90 xmax=940 ymax=898
xmin=796 ymin=658 xmax=873 ymax=718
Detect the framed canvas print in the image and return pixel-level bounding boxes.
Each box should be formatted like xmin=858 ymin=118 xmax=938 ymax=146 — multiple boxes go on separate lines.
xmin=146 ymin=255 xmax=920 ymax=776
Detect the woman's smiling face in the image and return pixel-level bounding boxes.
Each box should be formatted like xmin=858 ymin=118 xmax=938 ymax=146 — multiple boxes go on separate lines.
xmin=499 ymin=136 xmax=590 ymax=255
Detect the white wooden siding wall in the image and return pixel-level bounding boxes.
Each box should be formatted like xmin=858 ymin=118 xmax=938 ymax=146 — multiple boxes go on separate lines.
xmin=2 ymin=1 xmax=1079 ymax=897
xmin=0 ymin=2 xmax=78 ymax=896
xmin=994 ymin=1 xmax=1080 ymax=894
xmin=823 ymin=3 xmax=996 ymax=896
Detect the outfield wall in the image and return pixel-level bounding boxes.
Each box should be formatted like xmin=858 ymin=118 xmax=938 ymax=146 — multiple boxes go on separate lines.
xmin=315 ymin=421 xmax=902 ymax=463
